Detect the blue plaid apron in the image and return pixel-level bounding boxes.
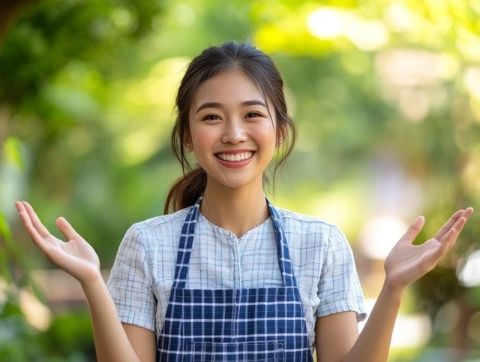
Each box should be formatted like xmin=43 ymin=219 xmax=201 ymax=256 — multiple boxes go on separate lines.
xmin=157 ymin=197 xmax=313 ymax=361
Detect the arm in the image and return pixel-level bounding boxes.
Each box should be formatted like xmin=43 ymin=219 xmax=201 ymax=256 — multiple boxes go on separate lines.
xmin=343 ymin=282 xmax=401 ymax=362
xmin=15 ymin=201 xmax=155 ymax=362
xmin=315 ymin=207 xmax=473 ymax=362
xmin=83 ymin=277 xmax=156 ymax=362
xmin=315 ymin=287 xmax=400 ymax=362
xmin=315 ymin=312 xmax=358 ymax=362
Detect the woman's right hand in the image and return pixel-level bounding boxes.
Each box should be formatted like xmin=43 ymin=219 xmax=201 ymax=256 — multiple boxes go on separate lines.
xmin=15 ymin=201 xmax=101 ymax=286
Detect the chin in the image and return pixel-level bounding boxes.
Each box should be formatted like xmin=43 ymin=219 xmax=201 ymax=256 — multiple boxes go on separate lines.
xmin=208 ymin=175 xmax=262 ymax=191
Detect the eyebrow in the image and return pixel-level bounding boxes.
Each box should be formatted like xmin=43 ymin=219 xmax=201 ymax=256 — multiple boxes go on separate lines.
xmin=195 ymin=100 xmax=267 ymax=113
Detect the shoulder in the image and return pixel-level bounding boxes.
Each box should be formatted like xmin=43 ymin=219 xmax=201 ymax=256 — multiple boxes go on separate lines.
xmin=123 ymin=206 xmax=191 ymax=247
xmin=274 ymin=206 xmax=341 ymax=236
xmin=273 ymin=206 xmax=352 ymax=251
xmin=131 ymin=206 xmax=190 ymax=231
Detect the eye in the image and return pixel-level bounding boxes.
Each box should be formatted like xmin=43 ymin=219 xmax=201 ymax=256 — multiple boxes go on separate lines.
xmin=202 ymin=114 xmax=221 ymax=121
xmin=246 ymin=111 xmax=264 ymax=119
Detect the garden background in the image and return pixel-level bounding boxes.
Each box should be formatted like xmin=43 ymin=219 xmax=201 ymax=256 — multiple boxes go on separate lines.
xmin=1 ymin=0 xmax=480 ymax=361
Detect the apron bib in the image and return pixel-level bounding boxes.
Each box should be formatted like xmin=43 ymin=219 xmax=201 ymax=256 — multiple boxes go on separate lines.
xmin=157 ymin=197 xmax=312 ymax=361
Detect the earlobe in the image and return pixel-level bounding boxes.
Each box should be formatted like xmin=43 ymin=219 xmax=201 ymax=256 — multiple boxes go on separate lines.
xmin=276 ymin=136 xmax=283 ymax=147
xmin=183 ymin=133 xmax=193 ymax=151
xmin=276 ymin=127 xmax=286 ymax=147
xmin=184 ymin=141 xmax=193 ymax=152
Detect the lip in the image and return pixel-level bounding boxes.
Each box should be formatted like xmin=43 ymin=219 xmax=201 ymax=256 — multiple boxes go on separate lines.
xmin=214 ymin=150 xmax=255 ymax=169
xmin=215 ymin=149 xmax=255 ymax=154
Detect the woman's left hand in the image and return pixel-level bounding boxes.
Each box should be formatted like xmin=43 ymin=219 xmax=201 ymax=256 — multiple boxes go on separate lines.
xmin=384 ymin=207 xmax=474 ymax=291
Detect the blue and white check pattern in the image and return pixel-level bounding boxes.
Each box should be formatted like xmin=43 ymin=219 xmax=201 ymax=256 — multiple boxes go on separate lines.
xmin=107 ymin=199 xmax=366 ymax=355
xmin=158 ymin=197 xmax=311 ymax=361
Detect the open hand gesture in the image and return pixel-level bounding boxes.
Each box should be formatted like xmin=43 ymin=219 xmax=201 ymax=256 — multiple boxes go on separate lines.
xmin=15 ymin=201 xmax=101 ymax=286
xmin=385 ymin=207 xmax=474 ymax=290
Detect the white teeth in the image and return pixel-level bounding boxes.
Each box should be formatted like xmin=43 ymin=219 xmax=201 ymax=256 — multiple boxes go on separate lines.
xmin=217 ymin=152 xmax=253 ymax=162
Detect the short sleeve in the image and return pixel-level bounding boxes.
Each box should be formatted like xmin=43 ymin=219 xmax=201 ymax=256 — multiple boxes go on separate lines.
xmin=316 ymin=225 xmax=367 ymax=322
xmin=107 ymin=225 xmax=156 ymax=331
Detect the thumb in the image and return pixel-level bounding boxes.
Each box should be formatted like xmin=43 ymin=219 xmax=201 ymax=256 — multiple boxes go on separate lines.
xmin=55 ymin=217 xmax=82 ymax=240
xmin=400 ymin=216 xmax=425 ymax=244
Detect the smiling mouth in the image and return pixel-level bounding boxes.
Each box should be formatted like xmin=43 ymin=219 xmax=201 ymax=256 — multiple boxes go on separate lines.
xmin=215 ymin=151 xmax=255 ymax=162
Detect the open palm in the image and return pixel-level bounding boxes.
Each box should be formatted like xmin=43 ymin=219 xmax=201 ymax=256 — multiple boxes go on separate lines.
xmin=16 ymin=201 xmax=100 ymax=285
xmin=385 ymin=207 xmax=473 ymax=289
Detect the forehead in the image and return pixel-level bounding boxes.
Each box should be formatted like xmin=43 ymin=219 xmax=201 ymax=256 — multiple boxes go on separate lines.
xmin=192 ymin=68 xmax=266 ymax=107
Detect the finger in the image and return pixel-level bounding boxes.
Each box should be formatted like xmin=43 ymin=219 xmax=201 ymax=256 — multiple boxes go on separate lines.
xmin=435 ymin=209 xmax=464 ymax=240
xmin=15 ymin=200 xmax=25 ymax=217
xmin=420 ymin=215 xmax=470 ymax=270
xmin=445 ymin=217 xmax=467 ymax=249
xmin=401 ymin=216 xmax=425 ymax=244
xmin=454 ymin=216 xmax=467 ymax=235
xmin=55 ymin=217 xmax=81 ymax=241
xmin=420 ymin=233 xmax=455 ymax=269
xmin=462 ymin=207 xmax=474 ymax=219
xmin=16 ymin=201 xmax=52 ymax=250
xmin=22 ymin=201 xmax=50 ymax=238
xmin=438 ymin=229 xmax=455 ymax=254
xmin=456 ymin=208 xmax=474 ymax=237
xmin=419 ymin=243 xmax=449 ymax=274
xmin=16 ymin=201 xmax=42 ymax=239
xmin=436 ymin=217 xmax=467 ymax=259
xmin=440 ymin=217 xmax=466 ymax=243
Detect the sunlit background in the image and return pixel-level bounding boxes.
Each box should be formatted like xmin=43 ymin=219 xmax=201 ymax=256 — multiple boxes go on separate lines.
xmin=1 ymin=0 xmax=479 ymax=361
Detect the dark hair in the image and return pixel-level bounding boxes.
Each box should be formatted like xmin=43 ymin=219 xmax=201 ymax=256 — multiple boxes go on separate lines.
xmin=164 ymin=41 xmax=297 ymax=213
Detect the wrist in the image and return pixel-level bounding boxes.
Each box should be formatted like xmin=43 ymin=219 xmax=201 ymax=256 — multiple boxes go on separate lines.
xmin=381 ymin=279 xmax=405 ymax=303
xmin=80 ymin=271 xmax=105 ymax=294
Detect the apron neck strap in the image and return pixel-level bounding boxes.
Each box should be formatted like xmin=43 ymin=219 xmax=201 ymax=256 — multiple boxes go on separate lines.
xmin=172 ymin=197 xmax=201 ymax=288
xmin=267 ymin=199 xmax=298 ymax=288
xmin=173 ymin=196 xmax=298 ymax=289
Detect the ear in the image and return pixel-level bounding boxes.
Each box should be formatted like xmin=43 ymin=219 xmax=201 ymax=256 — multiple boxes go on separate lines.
xmin=183 ymin=132 xmax=193 ymax=152
xmin=276 ymin=125 xmax=287 ymax=147
xmin=276 ymin=135 xmax=284 ymax=147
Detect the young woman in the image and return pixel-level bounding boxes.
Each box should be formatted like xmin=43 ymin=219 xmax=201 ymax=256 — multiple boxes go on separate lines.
xmin=16 ymin=42 xmax=473 ymax=361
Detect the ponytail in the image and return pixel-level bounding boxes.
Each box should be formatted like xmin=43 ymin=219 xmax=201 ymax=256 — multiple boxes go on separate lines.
xmin=164 ymin=168 xmax=207 ymax=214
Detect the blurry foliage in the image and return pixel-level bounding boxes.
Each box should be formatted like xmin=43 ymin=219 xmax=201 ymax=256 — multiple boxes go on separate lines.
xmin=0 ymin=299 xmax=93 ymax=361
xmin=1 ymin=0 xmax=480 ymax=359
xmin=0 ymin=138 xmax=94 ymax=360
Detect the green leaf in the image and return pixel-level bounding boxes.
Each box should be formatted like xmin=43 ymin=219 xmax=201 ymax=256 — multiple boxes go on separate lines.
xmin=0 ymin=212 xmax=11 ymax=241
xmin=0 ymin=211 xmax=13 ymax=283
xmin=2 ymin=137 xmax=24 ymax=170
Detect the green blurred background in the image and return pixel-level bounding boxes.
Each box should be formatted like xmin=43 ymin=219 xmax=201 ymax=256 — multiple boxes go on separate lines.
xmin=1 ymin=0 xmax=480 ymax=361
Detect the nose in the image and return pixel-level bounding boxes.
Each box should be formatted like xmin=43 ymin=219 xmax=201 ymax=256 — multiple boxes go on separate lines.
xmin=221 ymin=118 xmax=248 ymax=144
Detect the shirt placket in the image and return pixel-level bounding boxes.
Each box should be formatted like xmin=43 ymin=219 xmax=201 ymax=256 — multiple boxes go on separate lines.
xmin=229 ymin=234 xmax=242 ymax=340
xmin=230 ymin=235 xmax=242 ymax=290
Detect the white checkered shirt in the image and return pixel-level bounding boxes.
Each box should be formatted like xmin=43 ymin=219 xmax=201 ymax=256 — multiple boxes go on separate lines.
xmin=107 ymin=205 xmax=366 ymax=353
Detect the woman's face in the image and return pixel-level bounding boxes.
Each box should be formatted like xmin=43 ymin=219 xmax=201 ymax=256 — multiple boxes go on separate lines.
xmin=187 ymin=68 xmax=278 ymax=192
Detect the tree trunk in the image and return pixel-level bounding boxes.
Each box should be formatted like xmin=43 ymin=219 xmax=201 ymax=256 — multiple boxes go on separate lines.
xmin=0 ymin=0 xmax=35 ymax=47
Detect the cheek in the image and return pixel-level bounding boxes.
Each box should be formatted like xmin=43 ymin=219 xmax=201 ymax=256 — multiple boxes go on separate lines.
xmin=190 ymin=126 xmax=216 ymax=153
xmin=253 ymin=124 xmax=277 ymax=147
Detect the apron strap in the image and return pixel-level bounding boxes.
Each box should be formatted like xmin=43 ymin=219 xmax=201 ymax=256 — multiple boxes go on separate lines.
xmin=173 ymin=196 xmax=298 ymax=289
xmin=173 ymin=197 xmax=201 ymax=288
xmin=267 ymin=199 xmax=298 ymax=288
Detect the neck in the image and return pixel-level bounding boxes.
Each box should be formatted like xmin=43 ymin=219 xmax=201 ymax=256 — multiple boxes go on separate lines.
xmin=201 ymin=181 xmax=269 ymax=238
